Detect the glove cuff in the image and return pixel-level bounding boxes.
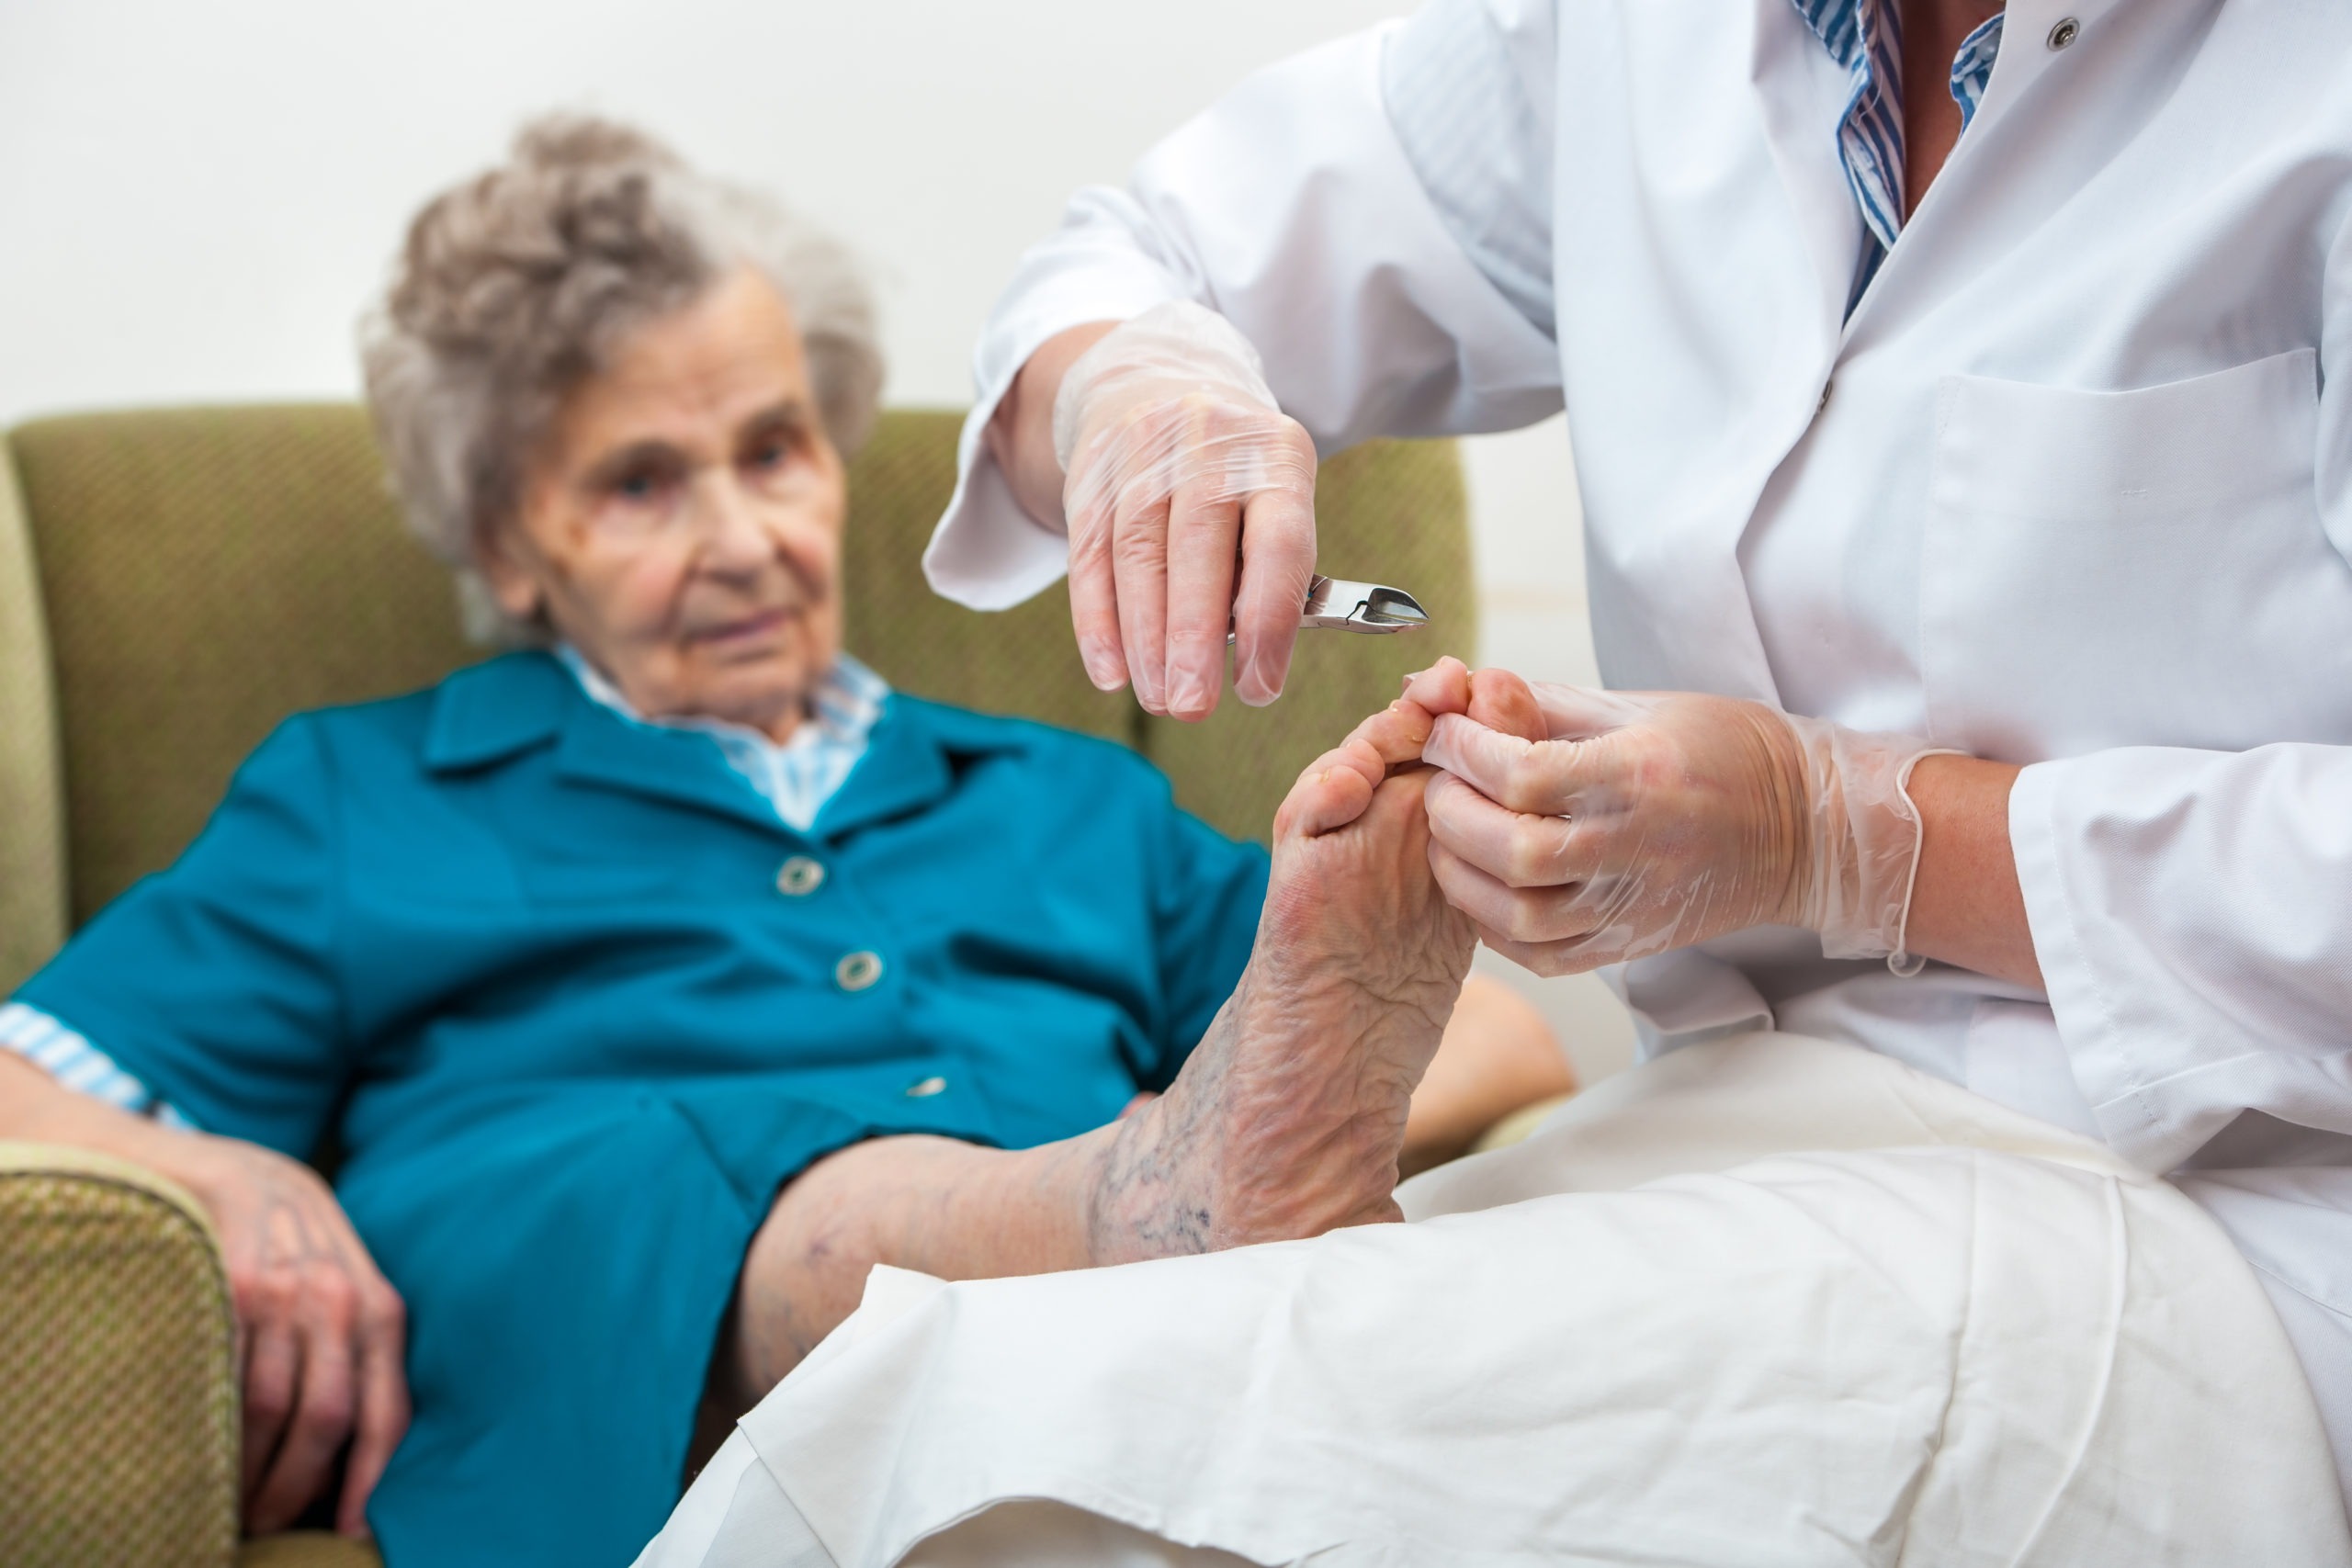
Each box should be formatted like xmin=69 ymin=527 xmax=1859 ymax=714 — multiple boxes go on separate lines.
xmin=1787 ymin=714 xmax=1962 ymax=973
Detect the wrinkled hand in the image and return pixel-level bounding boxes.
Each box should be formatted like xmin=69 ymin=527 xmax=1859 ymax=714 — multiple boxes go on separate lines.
xmin=1404 ymin=664 xmax=1947 ymax=976
xmin=168 ymin=1134 xmax=409 ymax=1538
xmin=1054 ymin=300 xmax=1318 ymax=719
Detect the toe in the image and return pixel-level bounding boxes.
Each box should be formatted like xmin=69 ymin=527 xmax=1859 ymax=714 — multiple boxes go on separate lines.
xmin=1347 ymin=696 xmax=1441 ymax=769
xmin=1276 ymin=689 xmax=1453 ymax=842
xmin=1272 ymin=750 xmax=1380 ymax=840
xmin=1403 ymin=657 xmax=1473 ymax=717
xmin=1466 ymin=667 xmax=1547 ymax=741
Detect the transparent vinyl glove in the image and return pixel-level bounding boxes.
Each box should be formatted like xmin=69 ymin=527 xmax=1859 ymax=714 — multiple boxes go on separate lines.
xmin=1409 ymin=667 xmax=1958 ymax=976
xmin=1051 ymin=300 xmax=1319 ymax=716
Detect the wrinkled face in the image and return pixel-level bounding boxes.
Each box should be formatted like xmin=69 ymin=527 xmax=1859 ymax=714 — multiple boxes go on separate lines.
xmin=482 ymin=266 xmax=846 ymax=740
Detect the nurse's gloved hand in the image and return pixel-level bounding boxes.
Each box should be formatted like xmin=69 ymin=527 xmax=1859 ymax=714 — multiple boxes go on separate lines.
xmin=1053 ymin=300 xmax=1318 ymax=719
xmin=1407 ymin=664 xmax=1951 ymax=976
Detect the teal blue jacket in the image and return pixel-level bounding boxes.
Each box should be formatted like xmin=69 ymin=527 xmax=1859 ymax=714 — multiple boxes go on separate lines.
xmin=16 ymin=652 xmax=1269 ymax=1565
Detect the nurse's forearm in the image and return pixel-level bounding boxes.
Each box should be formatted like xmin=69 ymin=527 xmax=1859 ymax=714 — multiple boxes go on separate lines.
xmin=1902 ymin=755 xmax=2044 ymax=991
xmin=983 ymin=321 xmax=1118 ymax=532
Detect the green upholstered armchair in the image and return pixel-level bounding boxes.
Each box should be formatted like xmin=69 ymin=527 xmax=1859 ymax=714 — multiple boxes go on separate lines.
xmin=0 ymin=406 xmax=1473 ymax=1566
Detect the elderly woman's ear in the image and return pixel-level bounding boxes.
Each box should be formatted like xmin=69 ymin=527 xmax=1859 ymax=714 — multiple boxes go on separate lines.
xmin=473 ymin=525 xmax=545 ymax=630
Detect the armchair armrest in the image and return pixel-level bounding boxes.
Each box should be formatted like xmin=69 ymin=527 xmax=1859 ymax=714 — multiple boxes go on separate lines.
xmin=0 ymin=1139 xmax=238 ymax=1568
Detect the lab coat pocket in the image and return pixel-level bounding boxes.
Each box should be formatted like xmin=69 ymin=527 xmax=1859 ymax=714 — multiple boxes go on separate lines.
xmin=1920 ymin=348 xmax=2352 ymax=760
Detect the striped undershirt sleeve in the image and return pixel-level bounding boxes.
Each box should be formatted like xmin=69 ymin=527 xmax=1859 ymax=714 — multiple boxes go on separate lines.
xmin=0 ymin=999 xmax=194 ymax=1130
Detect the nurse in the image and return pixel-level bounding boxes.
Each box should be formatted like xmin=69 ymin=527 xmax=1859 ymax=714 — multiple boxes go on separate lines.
xmin=649 ymin=0 xmax=2352 ymax=1557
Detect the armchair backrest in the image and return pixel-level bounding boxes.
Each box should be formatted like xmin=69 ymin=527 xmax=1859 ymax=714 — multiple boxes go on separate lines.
xmin=0 ymin=405 xmax=1473 ymax=988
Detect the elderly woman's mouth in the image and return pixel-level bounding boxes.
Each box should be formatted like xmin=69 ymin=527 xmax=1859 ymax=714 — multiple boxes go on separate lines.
xmin=691 ymin=607 xmax=798 ymax=647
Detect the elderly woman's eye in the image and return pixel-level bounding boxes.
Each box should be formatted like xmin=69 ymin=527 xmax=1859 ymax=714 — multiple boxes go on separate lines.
xmin=611 ymin=464 xmax=675 ymax=502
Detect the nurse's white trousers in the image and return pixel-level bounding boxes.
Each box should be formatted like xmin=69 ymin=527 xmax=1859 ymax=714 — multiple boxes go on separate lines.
xmin=639 ymin=1034 xmax=2352 ymax=1567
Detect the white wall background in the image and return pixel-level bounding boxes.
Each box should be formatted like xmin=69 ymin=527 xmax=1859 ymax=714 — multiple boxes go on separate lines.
xmin=0 ymin=0 xmax=1634 ymax=1083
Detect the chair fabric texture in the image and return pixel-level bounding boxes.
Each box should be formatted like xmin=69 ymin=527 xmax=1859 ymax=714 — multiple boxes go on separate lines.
xmin=0 ymin=437 xmax=66 ymax=994
xmin=6 ymin=407 xmax=481 ymax=930
xmin=0 ymin=1141 xmax=238 ymax=1568
xmin=234 ymin=1533 xmax=385 ymax=1568
xmin=0 ymin=403 xmax=1471 ymax=1562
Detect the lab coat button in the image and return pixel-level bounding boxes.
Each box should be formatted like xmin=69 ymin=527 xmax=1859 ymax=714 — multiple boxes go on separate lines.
xmin=2047 ymin=17 xmax=2079 ymax=49
xmin=776 ymin=855 xmax=826 ymax=897
xmin=905 ymin=1076 xmax=948 ymax=1099
xmin=835 ymin=951 xmax=885 ymax=991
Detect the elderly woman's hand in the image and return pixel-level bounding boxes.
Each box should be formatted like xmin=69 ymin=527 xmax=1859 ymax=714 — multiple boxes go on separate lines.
xmin=166 ymin=1134 xmax=409 ymax=1538
xmin=1404 ymin=664 xmax=1951 ymax=977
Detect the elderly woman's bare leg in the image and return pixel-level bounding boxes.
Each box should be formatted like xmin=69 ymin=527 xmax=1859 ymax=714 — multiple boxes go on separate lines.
xmin=699 ymin=1131 xmax=1108 ymax=1437
xmin=707 ymin=693 xmax=1475 ymax=1423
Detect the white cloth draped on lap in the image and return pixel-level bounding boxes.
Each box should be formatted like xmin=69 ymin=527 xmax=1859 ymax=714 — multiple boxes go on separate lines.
xmin=638 ymin=1035 xmax=2350 ymax=1568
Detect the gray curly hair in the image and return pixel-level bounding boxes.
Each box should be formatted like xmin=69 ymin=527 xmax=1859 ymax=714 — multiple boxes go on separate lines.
xmin=361 ymin=114 xmax=885 ymax=643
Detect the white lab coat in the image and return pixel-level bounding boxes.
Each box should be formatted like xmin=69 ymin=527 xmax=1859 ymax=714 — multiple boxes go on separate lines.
xmin=925 ymin=0 xmax=2352 ymax=1479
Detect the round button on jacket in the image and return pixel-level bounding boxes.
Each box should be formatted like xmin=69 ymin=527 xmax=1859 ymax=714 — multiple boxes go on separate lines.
xmin=2047 ymin=16 xmax=2079 ymax=49
xmin=904 ymin=1076 xmax=948 ymax=1099
xmin=834 ymin=951 xmax=885 ymax=991
xmin=775 ymin=856 xmax=826 ymax=897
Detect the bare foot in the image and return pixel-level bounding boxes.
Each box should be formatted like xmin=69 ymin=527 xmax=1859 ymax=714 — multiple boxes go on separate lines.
xmin=1089 ymin=687 xmax=1477 ymax=1261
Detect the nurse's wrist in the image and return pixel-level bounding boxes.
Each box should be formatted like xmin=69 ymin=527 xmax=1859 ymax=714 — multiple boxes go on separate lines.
xmin=1899 ymin=755 xmax=2043 ymax=991
xmin=988 ymin=320 xmax=1121 ymax=534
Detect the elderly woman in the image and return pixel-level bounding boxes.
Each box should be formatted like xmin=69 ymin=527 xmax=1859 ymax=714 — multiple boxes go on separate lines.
xmin=0 ymin=118 xmax=1571 ymax=1563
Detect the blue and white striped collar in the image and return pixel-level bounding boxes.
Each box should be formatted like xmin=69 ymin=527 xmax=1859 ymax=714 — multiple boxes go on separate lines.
xmin=1789 ymin=0 xmax=2007 ymax=289
xmin=557 ymin=645 xmax=890 ymax=833
xmin=1946 ymin=11 xmax=2006 ymax=128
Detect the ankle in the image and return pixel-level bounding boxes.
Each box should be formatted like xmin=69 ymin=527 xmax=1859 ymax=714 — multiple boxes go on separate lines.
xmin=1083 ymin=1091 xmax=1212 ymax=1266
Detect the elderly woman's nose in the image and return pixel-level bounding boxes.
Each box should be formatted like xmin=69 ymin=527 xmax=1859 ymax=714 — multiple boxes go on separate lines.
xmin=690 ymin=473 xmax=779 ymax=563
